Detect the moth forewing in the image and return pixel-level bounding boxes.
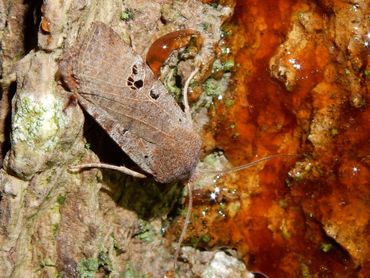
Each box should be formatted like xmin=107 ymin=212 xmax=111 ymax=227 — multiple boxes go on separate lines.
xmin=59 ymin=22 xmax=201 ymax=183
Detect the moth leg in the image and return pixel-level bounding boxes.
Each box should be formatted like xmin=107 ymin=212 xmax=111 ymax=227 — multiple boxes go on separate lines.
xmin=172 ymin=67 xmax=199 ymax=269
xmin=173 ymin=181 xmax=193 ymax=270
xmin=202 ymin=154 xmax=298 ymax=175
xmin=182 ymin=67 xmax=199 ymax=126
xmin=69 ymin=163 xmax=146 ymax=179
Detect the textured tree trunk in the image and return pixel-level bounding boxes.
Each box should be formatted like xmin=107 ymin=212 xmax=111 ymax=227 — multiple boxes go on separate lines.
xmin=2 ymin=0 xmax=369 ymax=277
xmin=0 ymin=0 xmax=242 ymax=277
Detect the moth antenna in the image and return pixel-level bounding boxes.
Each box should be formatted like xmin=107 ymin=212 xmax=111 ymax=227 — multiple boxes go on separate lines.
xmin=173 ymin=66 xmax=199 ymax=269
xmin=68 ymin=163 xmax=147 ymax=179
xmin=171 ymin=154 xmax=297 ymax=270
xmin=252 ymin=271 xmax=270 ymax=278
xmin=202 ymin=154 xmax=298 ymax=175
xmin=183 ymin=67 xmax=199 ymax=126
xmin=173 ymin=181 xmax=193 ymax=270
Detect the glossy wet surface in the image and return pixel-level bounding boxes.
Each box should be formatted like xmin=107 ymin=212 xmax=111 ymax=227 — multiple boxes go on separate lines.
xmin=171 ymin=0 xmax=369 ymax=277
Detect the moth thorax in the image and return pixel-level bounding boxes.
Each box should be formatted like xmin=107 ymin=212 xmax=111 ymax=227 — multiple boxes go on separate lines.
xmin=151 ymin=128 xmax=201 ymax=184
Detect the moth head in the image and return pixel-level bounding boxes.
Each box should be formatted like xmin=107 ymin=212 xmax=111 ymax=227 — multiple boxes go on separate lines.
xmin=151 ymin=128 xmax=201 ymax=184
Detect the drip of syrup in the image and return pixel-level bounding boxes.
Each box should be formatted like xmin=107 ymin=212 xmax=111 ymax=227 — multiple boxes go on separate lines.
xmin=146 ymin=29 xmax=202 ymax=76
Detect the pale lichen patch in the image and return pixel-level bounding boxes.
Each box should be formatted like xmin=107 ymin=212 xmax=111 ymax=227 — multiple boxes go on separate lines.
xmin=202 ymin=251 xmax=252 ymax=278
xmin=12 ymin=94 xmax=68 ymax=151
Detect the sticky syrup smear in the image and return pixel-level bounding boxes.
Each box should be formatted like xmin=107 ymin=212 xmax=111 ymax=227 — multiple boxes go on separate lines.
xmin=168 ymin=0 xmax=369 ymax=277
xmin=146 ymin=30 xmax=202 ymax=76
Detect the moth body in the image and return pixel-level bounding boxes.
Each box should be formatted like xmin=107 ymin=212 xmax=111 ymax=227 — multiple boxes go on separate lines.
xmin=59 ymin=22 xmax=201 ymax=183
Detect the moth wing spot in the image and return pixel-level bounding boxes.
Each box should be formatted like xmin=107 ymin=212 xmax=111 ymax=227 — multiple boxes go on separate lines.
xmin=132 ymin=65 xmax=138 ymax=75
xmin=127 ymin=76 xmax=134 ymax=87
xmin=134 ymin=79 xmax=143 ymax=89
xmin=149 ymin=89 xmax=160 ymax=100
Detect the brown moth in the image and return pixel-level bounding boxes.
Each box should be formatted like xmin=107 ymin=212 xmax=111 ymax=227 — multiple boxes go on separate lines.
xmin=59 ymin=22 xmax=202 ymax=184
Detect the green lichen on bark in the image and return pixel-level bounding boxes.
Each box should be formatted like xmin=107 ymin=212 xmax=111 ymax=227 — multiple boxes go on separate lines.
xmin=12 ymin=94 xmax=68 ymax=151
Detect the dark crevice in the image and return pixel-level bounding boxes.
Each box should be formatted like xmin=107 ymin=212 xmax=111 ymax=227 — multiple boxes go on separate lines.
xmin=0 ymin=81 xmax=16 ymax=166
xmin=83 ymin=110 xmax=136 ymax=168
xmin=159 ymin=15 xmax=167 ymax=25
xmin=23 ymin=0 xmax=42 ymax=53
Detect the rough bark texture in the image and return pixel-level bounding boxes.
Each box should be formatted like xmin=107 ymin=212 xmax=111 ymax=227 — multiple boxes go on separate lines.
xmin=270 ymin=0 xmax=370 ymax=267
xmin=0 ymin=0 xmax=245 ymax=277
xmin=1 ymin=0 xmax=369 ymax=277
